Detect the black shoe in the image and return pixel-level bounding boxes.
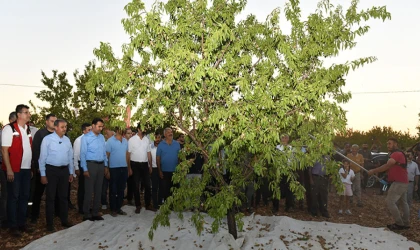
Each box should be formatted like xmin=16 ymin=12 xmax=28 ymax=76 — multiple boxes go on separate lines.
xmin=387 ymin=224 xmax=405 ymax=230
xmin=61 ymin=222 xmax=74 ymax=228
xmin=47 ymin=224 xmax=55 ymax=232
xmin=10 ymin=228 xmax=22 ymax=237
xmin=92 ymin=216 xmax=104 ymax=221
xmin=19 ymin=225 xmax=34 ymax=233
xmin=117 ymin=210 xmax=127 ymax=215
xmin=146 ymin=205 xmax=157 ymax=212
xmin=135 ymin=206 xmax=141 ymax=214
xmin=83 ymin=217 xmax=93 ymax=221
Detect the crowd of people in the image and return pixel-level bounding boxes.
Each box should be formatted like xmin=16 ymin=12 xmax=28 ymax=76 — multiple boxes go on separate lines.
xmin=0 ymin=104 xmax=419 ymax=238
xmin=0 ymin=104 xmax=186 ymax=236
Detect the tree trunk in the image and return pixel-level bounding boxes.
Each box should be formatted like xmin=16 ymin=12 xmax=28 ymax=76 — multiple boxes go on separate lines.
xmin=227 ymin=208 xmax=237 ymax=239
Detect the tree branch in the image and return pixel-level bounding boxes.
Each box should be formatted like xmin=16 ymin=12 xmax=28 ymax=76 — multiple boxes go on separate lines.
xmin=201 ymin=19 xmax=205 ymax=60
xmin=214 ymin=40 xmax=232 ymax=69
xmin=248 ymin=57 xmax=261 ymax=73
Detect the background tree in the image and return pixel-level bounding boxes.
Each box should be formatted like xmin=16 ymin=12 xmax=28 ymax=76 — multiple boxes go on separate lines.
xmin=30 ymin=62 xmax=128 ymax=141
xmin=90 ymin=0 xmax=390 ymax=239
xmin=335 ymin=126 xmax=417 ymax=151
xmin=71 ymin=61 xmax=122 ymax=137
xmin=30 ymin=70 xmax=75 ymax=136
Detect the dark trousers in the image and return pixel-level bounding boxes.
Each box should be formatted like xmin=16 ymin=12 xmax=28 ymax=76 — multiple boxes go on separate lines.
xmin=131 ymin=161 xmax=151 ymax=207
xmin=243 ymin=181 xmax=255 ymax=208
xmin=126 ymin=175 xmax=134 ymax=201
xmin=303 ymin=169 xmax=312 ymax=212
xmin=45 ymin=165 xmax=69 ymax=225
xmin=417 ymin=181 xmax=420 ymax=200
xmin=0 ymin=168 xmax=7 ymax=224
xmin=273 ymin=178 xmax=294 ymax=212
xmin=83 ymin=162 xmax=105 ymax=218
xmin=109 ymin=167 xmax=128 ymax=212
xmin=160 ymin=171 xmax=174 ymax=203
xmin=151 ymin=168 xmax=160 ymax=209
xmin=31 ymin=172 xmax=45 ymax=221
xmin=255 ymin=177 xmax=269 ymax=206
xmin=31 ymin=172 xmax=63 ymax=220
xmin=6 ymin=169 xmax=31 ymax=229
xmin=310 ymin=175 xmax=329 ymax=216
xmin=101 ymin=177 xmax=109 ymax=206
xmin=77 ymin=166 xmax=85 ymax=213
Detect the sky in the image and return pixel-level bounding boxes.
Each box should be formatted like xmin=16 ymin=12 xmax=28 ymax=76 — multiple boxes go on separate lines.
xmin=1 ymin=0 xmax=419 ymax=135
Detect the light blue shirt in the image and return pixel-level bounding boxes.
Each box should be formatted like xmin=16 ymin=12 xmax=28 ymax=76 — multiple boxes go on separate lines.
xmin=106 ymin=136 xmax=128 ymax=168
xmin=80 ymin=131 xmax=108 ymax=171
xmin=156 ymin=139 xmax=180 ymax=172
xmin=38 ymin=132 xmax=74 ymax=177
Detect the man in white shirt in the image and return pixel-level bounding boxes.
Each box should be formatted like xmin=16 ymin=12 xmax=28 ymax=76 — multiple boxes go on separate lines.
xmin=73 ymin=123 xmax=92 ymax=214
xmin=128 ymin=124 xmax=152 ymax=214
xmin=1 ymin=104 xmax=33 ymax=237
xmin=150 ymin=132 xmax=161 ymax=210
xmin=406 ymin=151 xmax=419 ymax=206
xmin=124 ymin=128 xmax=134 ymax=205
xmin=274 ymin=134 xmax=295 ymax=213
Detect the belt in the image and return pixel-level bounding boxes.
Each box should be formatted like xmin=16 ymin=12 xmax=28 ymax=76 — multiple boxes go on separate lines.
xmin=87 ymin=160 xmax=104 ymax=164
xmin=46 ymin=164 xmax=67 ymax=169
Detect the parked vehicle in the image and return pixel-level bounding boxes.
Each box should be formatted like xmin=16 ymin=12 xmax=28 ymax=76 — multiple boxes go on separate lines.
xmin=366 ymin=152 xmax=388 ymax=188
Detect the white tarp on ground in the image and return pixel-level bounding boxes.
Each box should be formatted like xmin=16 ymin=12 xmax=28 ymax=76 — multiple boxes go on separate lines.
xmin=23 ymin=206 xmax=419 ymax=250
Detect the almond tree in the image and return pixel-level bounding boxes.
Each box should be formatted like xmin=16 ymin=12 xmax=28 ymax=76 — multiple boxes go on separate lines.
xmin=90 ymin=0 xmax=390 ymax=239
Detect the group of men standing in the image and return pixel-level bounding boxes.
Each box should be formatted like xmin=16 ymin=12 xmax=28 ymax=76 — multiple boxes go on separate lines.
xmin=0 ymin=104 xmax=183 ymax=236
xmin=1 ymin=103 xmax=418 ymax=237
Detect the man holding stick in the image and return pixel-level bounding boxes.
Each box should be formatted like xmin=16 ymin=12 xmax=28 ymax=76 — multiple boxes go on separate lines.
xmin=368 ymin=138 xmax=409 ymax=230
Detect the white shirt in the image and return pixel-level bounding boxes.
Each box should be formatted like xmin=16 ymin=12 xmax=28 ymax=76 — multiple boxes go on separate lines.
xmin=407 ymin=161 xmax=420 ymax=182
xmin=73 ymin=134 xmax=83 ymax=171
xmin=30 ymin=126 xmax=38 ymax=138
xmin=276 ymin=144 xmax=293 ymax=152
xmin=1 ymin=124 xmax=32 ymax=169
xmin=339 ymin=168 xmax=355 ymax=184
xmin=276 ymin=144 xmax=293 ymax=164
xmin=128 ymin=134 xmax=151 ymax=162
xmin=150 ymin=143 xmax=158 ymax=168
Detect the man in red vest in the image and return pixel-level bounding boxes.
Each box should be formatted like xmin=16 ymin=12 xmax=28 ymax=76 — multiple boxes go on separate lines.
xmin=368 ymin=137 xmax=409 ymax=230
xmin=1 ymin=104 xmax=33 ymax=237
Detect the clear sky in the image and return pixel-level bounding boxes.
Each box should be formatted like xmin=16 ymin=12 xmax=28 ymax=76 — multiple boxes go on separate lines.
xmin=1 ymin=0 xmax=419 ymax=135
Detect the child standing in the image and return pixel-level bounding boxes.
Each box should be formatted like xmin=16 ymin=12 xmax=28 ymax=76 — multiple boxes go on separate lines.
xmin=338 ymin=159 xmax=355 ymax=215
